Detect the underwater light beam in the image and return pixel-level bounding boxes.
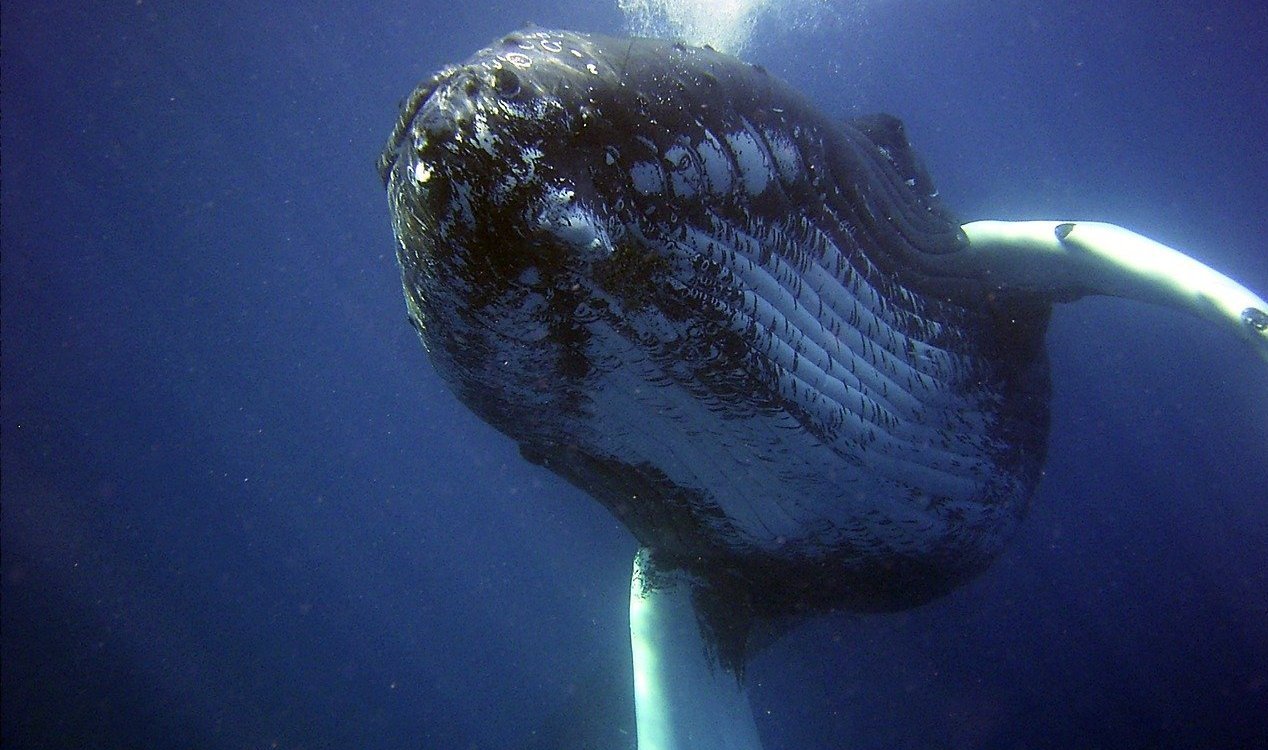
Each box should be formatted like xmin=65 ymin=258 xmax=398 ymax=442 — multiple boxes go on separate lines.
xmin=618 ymin=0 xmax=836 ymax=53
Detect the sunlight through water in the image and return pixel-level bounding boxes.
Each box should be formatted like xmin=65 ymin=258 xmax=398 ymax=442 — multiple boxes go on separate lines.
xmin=618 ymin=0 xmax=836 ymax=53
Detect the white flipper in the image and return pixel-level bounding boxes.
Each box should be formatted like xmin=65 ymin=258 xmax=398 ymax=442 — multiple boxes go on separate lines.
xmin=630 ymin=549 xmax=763 ymax=750
xmin=959 ymin=220 xmax=1268 ymax=363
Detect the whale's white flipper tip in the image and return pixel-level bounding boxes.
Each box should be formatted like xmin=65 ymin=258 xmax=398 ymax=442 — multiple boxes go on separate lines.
xmin=960 ymin=220 xmax=1268 ymax=364
xmin=630 ymin=549 xmax=764 ymax=750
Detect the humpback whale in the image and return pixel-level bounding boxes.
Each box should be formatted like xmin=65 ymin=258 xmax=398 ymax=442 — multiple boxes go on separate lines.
xmin=379 ymin=29 xmax=1268 ymax=749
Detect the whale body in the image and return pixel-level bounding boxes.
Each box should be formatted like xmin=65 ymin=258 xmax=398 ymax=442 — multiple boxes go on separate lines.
xmin=379 ymin=28 xmax=1268 ymax=749
xmin=380 ymin=29 xmax=1051 ymax=614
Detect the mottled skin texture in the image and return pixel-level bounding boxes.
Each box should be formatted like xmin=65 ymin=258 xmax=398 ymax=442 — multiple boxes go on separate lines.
xmin=380 ymin=29 xmax=1053 ymax=625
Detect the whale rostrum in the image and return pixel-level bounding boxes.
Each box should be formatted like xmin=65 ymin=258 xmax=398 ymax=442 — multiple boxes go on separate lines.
xmin=380 ymin=28 xmax=1267 ymax=750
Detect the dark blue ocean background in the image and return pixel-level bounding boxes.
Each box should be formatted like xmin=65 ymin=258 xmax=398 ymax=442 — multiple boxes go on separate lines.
xmin=4 ymin=1 xmax=1267 ymax=748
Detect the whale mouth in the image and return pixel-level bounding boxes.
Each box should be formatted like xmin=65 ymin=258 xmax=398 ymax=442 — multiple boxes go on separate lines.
xmin=382 ymin=29 xmax=1053 ymax=614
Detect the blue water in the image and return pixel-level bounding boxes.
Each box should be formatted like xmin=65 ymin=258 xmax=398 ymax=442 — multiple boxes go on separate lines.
xmin=3 ymin=2 xmax=1266 ymax=748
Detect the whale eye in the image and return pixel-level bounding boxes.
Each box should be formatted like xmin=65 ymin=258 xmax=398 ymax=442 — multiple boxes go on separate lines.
xmin=492 ymin=68 xmax=521 ymax=98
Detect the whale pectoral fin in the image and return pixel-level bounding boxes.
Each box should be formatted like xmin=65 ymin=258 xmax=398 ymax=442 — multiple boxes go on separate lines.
xmin=630 ymin=549 xmax=764 ymax=750
xmin=957 ymin=220 xmax=1268 ymax=363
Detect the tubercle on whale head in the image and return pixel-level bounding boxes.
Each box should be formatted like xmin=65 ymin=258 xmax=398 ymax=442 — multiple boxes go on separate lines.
xmin=378 ymin=28 xmax=777 ymax=181
xmin=380 ymin=29 xmax=635 ymax=219
xmin=379 ymin=28 xmax=803 ymax=222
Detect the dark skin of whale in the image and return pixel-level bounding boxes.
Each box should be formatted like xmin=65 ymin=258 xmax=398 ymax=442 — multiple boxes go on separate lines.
xmin=379 ymin=29 xmax=1053 ymax=641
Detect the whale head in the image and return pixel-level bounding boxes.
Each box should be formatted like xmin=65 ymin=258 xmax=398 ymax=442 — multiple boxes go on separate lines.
xmin=378 ymin=28 xmax=817 ymax=380
xmin=380 ymin=29 xmax=1053 ymax=618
